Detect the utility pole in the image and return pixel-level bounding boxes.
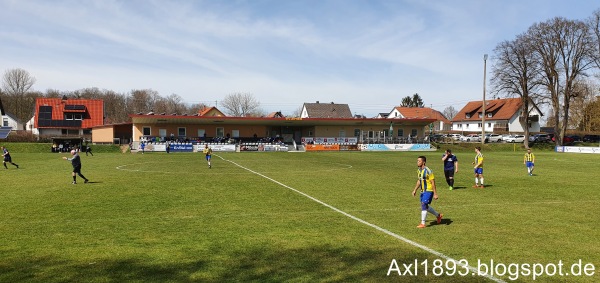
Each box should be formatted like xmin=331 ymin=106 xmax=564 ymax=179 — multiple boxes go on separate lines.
xmin=482 ymin=54 xmax=488 ymax=145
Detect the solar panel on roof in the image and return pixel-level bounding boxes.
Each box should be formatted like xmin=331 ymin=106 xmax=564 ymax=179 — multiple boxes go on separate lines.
xmin=64 ymin=105 xmax=86 ymax=110
xmin=0 ymin=127 xmax=12 ymax=139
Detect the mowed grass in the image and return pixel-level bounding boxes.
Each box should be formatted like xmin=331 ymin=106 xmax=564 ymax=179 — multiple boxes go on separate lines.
xmin=0 ymin=150 xmax=598 ymax=282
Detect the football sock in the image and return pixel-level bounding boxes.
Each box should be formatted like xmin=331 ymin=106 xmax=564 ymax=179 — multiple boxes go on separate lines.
xmin=480 ymin=178 xmax=484 ymax=186
xmin=475 ymin=177 xmax=479 ymax=185
xmin=427 ymin=207 xmax=439 ymax=217
xmin=449 ymin=178 xmax=454 ymax=186
xmin=421 ymin=210 xmax=427 ymax=224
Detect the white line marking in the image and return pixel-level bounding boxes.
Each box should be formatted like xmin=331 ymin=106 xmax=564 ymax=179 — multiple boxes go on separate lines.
xmin=216 ymin=155 xmax=506 ymax=283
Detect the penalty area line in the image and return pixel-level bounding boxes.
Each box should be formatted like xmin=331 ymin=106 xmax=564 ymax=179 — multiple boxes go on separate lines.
xmin=215 ymin=155 xmax=506 ymax=283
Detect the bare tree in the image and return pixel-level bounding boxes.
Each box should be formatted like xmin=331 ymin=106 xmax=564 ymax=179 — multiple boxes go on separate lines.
xmin=221 ymin=92 xmax=260 ymax=117
xmin=103 ymin=90 xmax=129 ymax=124
xmin=528 ymin=17 xmax=595 ymax=145
xmin=2 ymin=68 xmax=37 ymax=128
xmin=442 ymin=106 xmax=458 ymax=120
xmin=568 ymin=80 xmax=597 ymax=130
xmin=128 ymin=89 xmax=160 ymax=114
xmin=491 ymin=34 xmax=542 ymax=147
xmin=588 ymin=9 xmax=600 ymax=71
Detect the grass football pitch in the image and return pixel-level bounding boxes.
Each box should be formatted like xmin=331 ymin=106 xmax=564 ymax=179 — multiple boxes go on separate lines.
xmin=0 ymin=150 xmax=598 ymax=282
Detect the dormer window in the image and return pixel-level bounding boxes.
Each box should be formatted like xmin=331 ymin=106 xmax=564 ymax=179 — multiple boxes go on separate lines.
xmin=487 ymin=113 xmax=492 ymax=118
xmin=466 ymin=114 xmax=471 ymax=119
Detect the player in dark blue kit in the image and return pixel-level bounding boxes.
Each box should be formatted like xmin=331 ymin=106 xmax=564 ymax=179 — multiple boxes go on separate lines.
xmin=63 ymin=150 xmax=89 ymax=184
xmin=442 ymin=149 xmax=458 ymax=190
xmin=1 ymin=146 xmax=19 ymax=169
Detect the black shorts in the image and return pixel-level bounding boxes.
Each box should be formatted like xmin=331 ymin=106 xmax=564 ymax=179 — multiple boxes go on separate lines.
xmin=444 ymin=169 xmax=455 ymax=179
xmin=4 ymin=156 xmax=11 ymax=162
xmin=73 ymin=165 xmax=82 ymax=174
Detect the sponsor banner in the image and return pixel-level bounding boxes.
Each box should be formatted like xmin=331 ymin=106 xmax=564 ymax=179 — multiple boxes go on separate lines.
xmin=358 ymin=144 xmax=431 ymax=151
xmin=196 ymin=144 xmax=236 ymax=152
xmin=144 ymin=144 xmax=166 ymax=152
xmin=339 ymin=145 xmax=359 ymax=151
xmin=556 ymin=146 xmax=600 ymax=154
xmin=169 ymin=144 xmax=193 ymax=152
xmin=306 ymin=144 xmax=340 ymax=151
xmin=240 ymin=145 xmax=260 ymax=151
xmin=302 ymin=137 xmax=358 ymax=144
xmin=263 ymin=144 xmax=289 ymax=151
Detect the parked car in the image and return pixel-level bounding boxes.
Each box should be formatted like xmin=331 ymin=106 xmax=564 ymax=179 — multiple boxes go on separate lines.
xmin=484 ymin=133 xmax=502 ymax=143
xmin=582 ymin=134 xmax=600 ymax=143
xmin=567 ymin=135 xmax=581 ymax=142
xmin=504 ymin=135 xmax=525 ymax=143
xmin=529 ymin=133 xmax=551 ymax=143
xmin=461 ymin=134 xmax=481 ymax=142
xmin=448 ymin=134 xmax=462 ymax=141
xmin=551 ymin=135 xmax=574 ymax=144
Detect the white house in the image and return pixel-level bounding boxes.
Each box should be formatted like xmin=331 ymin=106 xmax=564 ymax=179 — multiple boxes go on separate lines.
xmin=451 ymin=98 xmax=542 ymax=133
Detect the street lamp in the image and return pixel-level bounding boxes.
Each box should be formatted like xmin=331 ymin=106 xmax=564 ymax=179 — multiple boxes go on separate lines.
xmin=481 ymin=54 xmax=488 ymax=145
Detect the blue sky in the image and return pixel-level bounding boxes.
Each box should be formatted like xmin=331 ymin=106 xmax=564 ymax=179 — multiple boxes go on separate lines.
xmin=1 ymin=0 xmax=598 ymax=117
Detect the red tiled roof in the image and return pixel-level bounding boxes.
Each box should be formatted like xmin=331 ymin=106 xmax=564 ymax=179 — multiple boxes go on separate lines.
xmin=198 ymin=106 xmax=225 ymax=117
xmin=34 ymin=98 xmax=104 ymax=128
xmin=452 ymin=98 xmax=522 ymax=122
xmin=393 ymin=107 xmax=451 ymax=124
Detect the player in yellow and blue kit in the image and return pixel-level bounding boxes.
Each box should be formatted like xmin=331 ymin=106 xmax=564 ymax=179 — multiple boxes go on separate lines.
xmin=524 ymin=148 xmax=535 ymax=176
xmin=203 ymin=144 xmax=213 ymax=169
xmin=472 ymin=146 xmax=484 ymax=188
xmin=412 ymin=156 xmax=443 ymax=228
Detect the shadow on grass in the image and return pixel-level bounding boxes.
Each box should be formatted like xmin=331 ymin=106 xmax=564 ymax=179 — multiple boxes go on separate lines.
xmin=0 ymin=244 xmax=488 ymax=282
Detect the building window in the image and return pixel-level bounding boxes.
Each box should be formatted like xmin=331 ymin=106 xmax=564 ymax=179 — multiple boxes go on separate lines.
xmin=74 ymin=114 xmax=83 ymax=120
xmin=198 ymin=129 xmax=205 ymax=138
xmin=477 ymin=123 xmax=482 ymax=128
xmin=466 ymin=124 xmax=469 ymax=128
xmin=2 ymin=118 xmax=7 ymax=127
xmin=411 ymin=129 xmax=418 ymax=137
xmin=397 ymin=129 xmax=404 ymax=137
xmin=339 ymin=130 xmax=345 ymax=137
xmin=487 ymin=113 xmax=492 ymax=118
xmin=65 ymin=113 xmax=73 ymax=120
xmin=216 ymin=127 xmax=224 ymax=137
xmin=143 ymin=127 xmax=151 ymax=136
xmin=178 ymin=127 xmax=186 ymax=137
xmin=354 ymin=129 xmax=360 ymax=137
xmin=466 ymin=114 xmax=471 ymax=119
xmin=478 ymin=113 xmax=482 ymax=118
xmin=83 ymin=129 xmax=91 ymax=135
xmin=61 ymin=129 xmax=79 ymax=135
xmin=308 ymin=130 xmax=313 ymax=137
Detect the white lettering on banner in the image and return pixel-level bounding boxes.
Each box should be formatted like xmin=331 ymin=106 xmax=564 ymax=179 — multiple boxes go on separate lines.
xmin=557 ymin=146 xmax=600 ymax=154
xmin=207 ymin=145 xmax=236 ymax=152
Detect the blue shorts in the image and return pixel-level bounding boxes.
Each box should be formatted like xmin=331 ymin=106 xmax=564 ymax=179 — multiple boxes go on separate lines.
xmin=526 ymin=161 xmax=534 ymax=168
xmin=205 ymin=154 xmax=211 ymax=161
xmin=474 ymin=168 xmax=483 ymax=175
xmin=420 ymin=192 xmax=434 ymax=210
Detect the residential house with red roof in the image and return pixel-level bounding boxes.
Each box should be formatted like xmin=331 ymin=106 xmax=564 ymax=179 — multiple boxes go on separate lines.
xmin=388 ymin=107 xmax=452 ymax=136
xmin=451 ymin=98 xmax=542 ymax=133
xmin=33 ymin=97 xmax=104 ymax=138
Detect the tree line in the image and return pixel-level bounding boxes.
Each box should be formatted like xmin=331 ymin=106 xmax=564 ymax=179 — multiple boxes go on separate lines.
xmin=1 ymin=68 xmax=268 ymax=129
